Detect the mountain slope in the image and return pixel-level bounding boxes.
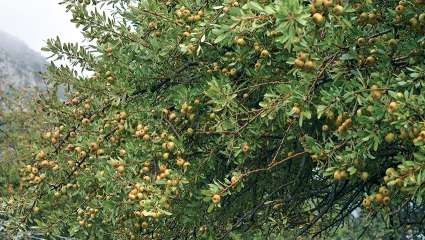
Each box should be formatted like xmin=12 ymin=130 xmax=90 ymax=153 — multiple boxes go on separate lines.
xmin=0 ymin=31 xmax=46 ymax=90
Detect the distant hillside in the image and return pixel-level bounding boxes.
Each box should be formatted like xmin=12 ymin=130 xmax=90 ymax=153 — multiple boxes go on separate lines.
xmin=0 ymin=31 xmax=46 ymax=90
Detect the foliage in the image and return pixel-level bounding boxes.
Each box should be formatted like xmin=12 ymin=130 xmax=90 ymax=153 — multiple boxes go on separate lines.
xmin=1 ymin=0 xmax=425 ymax=239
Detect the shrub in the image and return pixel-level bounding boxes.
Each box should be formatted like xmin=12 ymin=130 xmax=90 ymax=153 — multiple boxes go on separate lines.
xmin=1 ymin=0 xmax=425 ymax=239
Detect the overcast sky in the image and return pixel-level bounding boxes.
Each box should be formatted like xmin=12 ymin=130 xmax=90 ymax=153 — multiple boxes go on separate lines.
xmin=0 ymin=1 xmax=83 ymax=56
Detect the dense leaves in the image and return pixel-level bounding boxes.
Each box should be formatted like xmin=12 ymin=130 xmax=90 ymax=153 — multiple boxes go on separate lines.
xmin=1 ymin=0 xmax=425 ymax=239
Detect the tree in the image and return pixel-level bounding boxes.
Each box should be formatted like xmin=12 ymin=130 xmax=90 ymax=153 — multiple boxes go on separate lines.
xmin=1 ymin=0 xmax=425 ymax=239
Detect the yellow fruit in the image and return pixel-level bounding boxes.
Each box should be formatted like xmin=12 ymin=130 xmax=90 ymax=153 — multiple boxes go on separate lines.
xmin=212 ymin=194 xmax=221 ymax=203
xmin=314 ymin=0 xmax=324 ymax=7
xmin=323 ymin=0 xmax=333 ymax=8
xmin=375 ymin=193 xmax=384 ymax=203
xmin=236 ymin=37 xmax=246 ymax=46
xmin=119 ymin=149 xmax=127 ymax=156
xmin=242 ymin=143 xmax=250 ymax=153
xmin=395 ymin=5 xmax=405 ymax=14
xmin=260 ymin=49 xmax=270 ymax=58
xmin=385 ymin=132 xmax=395 ymax=143
xmin=334 ymin=5 xmax=344 ymax=15
xmin=33 ymin=207 xmax=40 ymax=213
xmin=361 ymin=172 xmax=369 ymax=181
xmin=117 ymin=165 xmax=125 ymax=173
xmin=36 ymin=150 xmax=47 ymax=160
xmin=292 ymin=106 xmax=301 ymax=115
xmin=366 ymin=56 xmax=376 ymax=65
xmin=312 ymin=13 xmax=325 ymax=25
xmin=357 ymin=38 xmax=366 ymax=46
xmin=383 ymin=196 xmax=391 ymax=205
xmin=379 ymin=186 xmax=389 ymax=195
xmin=82 ymin=118 xmax=91 ymax=125
xmin=304 ymin=60 xmax=316 ymax=71
xmin=362 ymin=198 xmax=371 ymax=208
xmin=166 ymin=142 xmax=176 ymax=150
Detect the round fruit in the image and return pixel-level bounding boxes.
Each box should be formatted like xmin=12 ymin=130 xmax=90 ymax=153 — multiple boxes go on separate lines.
xmin=292 ymin=106 xmax=301 ymax=115
xmin=294 ymin=58 xmax=305 ymax=68
xmin=366 ymin=56 xmax=376 ymax=65
xmin=375 ymin=193 xmax=384 ymax=203
xmin=236 ymin=37 xmax=246 ymax=46
xmin=334 ymin=5 xmax=344 ymax=16
xmin=360 ymin=172 xmax=369 ymax=181
xmin=304 ymin=60 xmax=316 ymax=71
xmin=312 ymin=13 xmax=324 ymax=25
xmin=260 ymin=49 xmax=270 ymax=58
xmin=357 ymin=38 xmax=366 ymax=46
xmin=212 ymin=194 xmax=221 ymax=203
xmin=242 ymin=143 xmax=250 ymax=153
xmin=385 ymin=132 xmax=395 ymax=143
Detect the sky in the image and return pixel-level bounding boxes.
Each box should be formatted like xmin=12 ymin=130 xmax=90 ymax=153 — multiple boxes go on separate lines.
xmin=0 ymin=0 xmax=83 ymax=56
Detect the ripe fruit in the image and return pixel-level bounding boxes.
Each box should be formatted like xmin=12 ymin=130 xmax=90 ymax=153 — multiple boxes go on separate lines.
xmin=362 ymin=198 xmax=371 ymax=208
xmin=375 ymin=193 xmax=384 ymax=203
xmin=33 ymin=207 xmax=40 ymax=213
xmin=90 ymin=142 xmax=98 ymax=152
xmin=304 ymin=60 xmax=316 ymax=71
xmin=82 ymin=118 xmax=91 ymax=125
xmin=117 ymin=165 xmax=125 ymax=173
xmin=314 ymin=0 xmax=324 ymax=7
xmin=366 ymin=56 xmax=376 ymax=65
xmin=383 ymin=196 xmax=391 ymax=206
xmin=334 ymin=5 xmax=344 ymax=16
xmin=312 ymin=13 xmax=324 ymax=25
xmin=388 ymin=101 xmax=398 ymax=112
xmin=388 ymin=39 xmax=398 ymax=48
xmin=241 ymin=143 xmax=250 ymax=153
xmin=385 ymin=132 xmax=395 ymax=143
xmin=357 ymin=38 xmax=366 ymax=46
xmin=166 ymin=142 xmax=176 ymax=150
xmin=211 ymin=194 xmax=221 ymax=203
xmin=334 ymin=170 xmax=344 ymax=181
xmin=323 ymin=0 xmax=333 ymax=8
xmin=36 ymin=150 xmax=47 ymax=160
xmin=260 ymin=49 xmax=270 ymax=58
xmin=395 ymin=5 xmax=405 ymax=14
xmin=235 ymin=37 xmax=246 ymax=46
xmin=119 ymin=149 xmax=127 ymax=156
xmin=379 ymin=186 xmax=389 ymax=195
xmin=292 ymin=106 xmax=301 ymax=115
xmin=231 ymin=176 xmax=239 ymax=185
xmin=371 ymin=85 xmax=382 ymax=99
